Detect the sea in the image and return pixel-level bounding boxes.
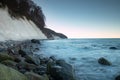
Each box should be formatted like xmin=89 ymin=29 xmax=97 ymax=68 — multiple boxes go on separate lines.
xmin=38 ymin=38 xmax=120 ymax=80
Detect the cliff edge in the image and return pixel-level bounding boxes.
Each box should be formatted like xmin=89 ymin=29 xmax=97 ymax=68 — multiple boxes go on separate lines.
xmin=0 ymin=0 xmax=67 ymax=41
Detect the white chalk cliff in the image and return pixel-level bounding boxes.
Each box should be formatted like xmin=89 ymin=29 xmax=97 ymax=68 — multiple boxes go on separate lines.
xmin=0 ymin=0 xmax=67 ymax=41
xmin=0 ymin=8 xmax=47 ymax=41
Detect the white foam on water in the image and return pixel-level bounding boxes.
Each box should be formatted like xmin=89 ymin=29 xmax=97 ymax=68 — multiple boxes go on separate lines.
xmin=38 ymin=39 xmax=120 ymax=80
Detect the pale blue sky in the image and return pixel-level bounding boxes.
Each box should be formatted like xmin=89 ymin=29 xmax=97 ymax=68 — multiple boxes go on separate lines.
xmin=34 ymin=0 xmax=120 ymax=38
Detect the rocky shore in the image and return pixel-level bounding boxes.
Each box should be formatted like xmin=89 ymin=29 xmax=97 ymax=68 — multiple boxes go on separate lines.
xmin=0 ymin=39 xmax=75 ymax=80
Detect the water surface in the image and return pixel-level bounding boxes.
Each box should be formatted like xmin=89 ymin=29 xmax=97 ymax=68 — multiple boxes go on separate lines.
xmin=39 ymin=39 xmax=120 ymax=80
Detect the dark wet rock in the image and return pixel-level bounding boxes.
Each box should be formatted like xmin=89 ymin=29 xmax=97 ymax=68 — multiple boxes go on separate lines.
xmin=33 ymin=65 xmax=47 ymax=75
xmin=24 ymin=55 xmax=36 ymax=65
xmin=47 ymin=59 xmax=75 ymax=80
xmin=0 ymin=40 xmax=72 ymax=80
xmin=7 ymin=48 xmax=15 ymax=55
xmin=25 ymin=72 xmax=49 ymax=80
xmin=35 ymin=48 xmax=39 ymax=50
xmin=31 ymin=39 xmax=40 ymax=44
xmin=47 ymin=61 xmax=55 ymax=74
xmin=19 ymin=50 xmax=27 ymax=57
xmin=14 ymin=56 xmax=21 ymax=63
xmin=98 ymin=57 xmax=111 ymax=66
xmin=0 ymin=52 xmax=15 ymax=62
xmin=32 ymin=55 xmax=41 ymax=65
xmin=19 ymin=69 xmax=27 ymax=74
xmin=17 ymin=62 xmax=37 ymax=71
xmin=7 ymin=54 xmax=22 ymax=63
xmin=34 ymin=48 xmax=39 ymax=52
xmin=40 ymin=57 xmax=49 ymax=65
xmin=49 ymin=65 xmax=62 ymax=79
xmin=115 ymin=75 xmax=120 ymax=80
xmin=49 ymin=56 xmax=56 ymax=61
xmin=109 ymin=47 xmax=118 ymax=50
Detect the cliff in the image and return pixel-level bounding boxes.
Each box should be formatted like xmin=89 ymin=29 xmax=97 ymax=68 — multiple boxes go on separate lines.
xmin=0 ymin=0 xmax=67 ymax=41
xmin=43 ymin=28 xmax=67 ymax=39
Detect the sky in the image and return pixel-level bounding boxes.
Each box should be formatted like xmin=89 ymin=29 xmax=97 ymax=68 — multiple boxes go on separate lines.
xmin=34 ymin=0 xmax=120 ymax=38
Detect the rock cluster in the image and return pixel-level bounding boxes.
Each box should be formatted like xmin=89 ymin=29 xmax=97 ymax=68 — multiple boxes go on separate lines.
xmin=0 ymin=40 xmax=75 ymax=80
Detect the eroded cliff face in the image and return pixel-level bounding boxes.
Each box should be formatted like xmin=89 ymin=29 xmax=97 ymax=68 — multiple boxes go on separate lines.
xmin=0 ymin=0 xmax=67 ymax=41
xmin=0 ymin=0 xmax=45 ymax=29
xmin=0 ymin=7 xmax=47 ymax=41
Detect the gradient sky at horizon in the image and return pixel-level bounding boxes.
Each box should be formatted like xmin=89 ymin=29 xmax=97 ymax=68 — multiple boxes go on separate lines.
xmin=34 ymin=0 xmax=120 ymax=38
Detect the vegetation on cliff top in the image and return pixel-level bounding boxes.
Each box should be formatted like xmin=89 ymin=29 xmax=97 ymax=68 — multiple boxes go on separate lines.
xmin=0 ymin=0 xmax=45 ymax=30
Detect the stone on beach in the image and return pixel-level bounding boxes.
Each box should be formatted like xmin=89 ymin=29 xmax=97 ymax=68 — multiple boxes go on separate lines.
xmin=109 ymin=47 xmax=118 ymax=50
xmin=47 ymin=59 xmax=75 ymax=80
xmin=98 ymin=57 xmax=111 ymax=66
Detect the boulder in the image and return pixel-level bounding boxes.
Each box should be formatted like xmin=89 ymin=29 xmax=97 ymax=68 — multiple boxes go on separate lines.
xmin=49 ymin=56 xmax=56 ymax=61
xmin=17 ymin=62 xmax=37 ymax=72
xmin=19 ymin=69 xmax=27 ymax=74
xmin=115 ymin=75 xmax=120 ymax=80
xmin=18 ymin=50 xmax=27 ymax=57
xmin=25 ymin=72 xmax=49 ymax=80
xmin=47 ymin=60 xmax=56 ymax=74
xmin=33 ymin=65 xmax=47 ymax=75
xmin=24 ymin=55 xmax=36 ymax=65
xmin=0 ymin=63 xmax=28 ymax=80
xmin=40 ymin=57 xmax=49 ymax=65
xmin=31 ymin=39 xmax=40 ymax=44
xmin=14 ymin=56 xmax=21 ymax=63
xmin=98 ymin=57 xmax=111 ymax=65
xmin=109 ymin=47 xmax=117 ymax=50
xmin=47 ymin=59 xmax=75 ymax=80
xmin=26 ymin=54 xmax=41 ymax=65
xmin=0 ymin=53 xmax=15 ymax=62
xmin=7 ymin=48 xmax=15 ymax=55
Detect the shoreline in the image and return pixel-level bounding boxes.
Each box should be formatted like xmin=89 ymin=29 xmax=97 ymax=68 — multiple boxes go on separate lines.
xmin=0 ymin=39 xmax=75 ymax=80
